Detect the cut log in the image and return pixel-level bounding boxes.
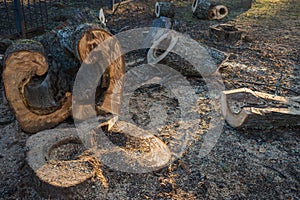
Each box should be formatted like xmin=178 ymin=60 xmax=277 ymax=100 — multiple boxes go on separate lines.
xmin=3 ymin=39 xmax=72 ymax=133
xmin=57 ymin=23 xmax=107 ymax=61
xmin=221 ymin=88 xmax=300 ymax=129
xmin=26 ymin=128 xmax=107 ymax=199
xmin=155 ymin=2 xmax=175 ymax=18
xmin=208 ymin=5 xmax=228 ymax=20
xmin=192 ymin=0 xmax=211 ymax=19
xmin=192 ymin=0 xmax=228 ymax=20
xmin=58 ymin=23 xmax=125 ymax=116
xmin=147 ymin=30 xmax=228 ymax=76
xmin=52 ymin=9 xmax=125 ymax=117
xmin=209 ymin=24 xmax=243 ymax=43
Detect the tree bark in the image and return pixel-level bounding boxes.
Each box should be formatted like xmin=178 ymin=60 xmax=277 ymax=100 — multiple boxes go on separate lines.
xmin=192 ymin=0 xmax=211 ymax=19
xmin=221 ymin=88 xmax=300 ymax=129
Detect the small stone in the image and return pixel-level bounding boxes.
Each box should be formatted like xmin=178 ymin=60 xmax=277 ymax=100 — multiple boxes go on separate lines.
xmin=259 ymin=147 xmax=266 ymax=153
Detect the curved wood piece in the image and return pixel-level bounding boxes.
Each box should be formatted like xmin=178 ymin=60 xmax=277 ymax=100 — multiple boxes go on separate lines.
xmin=3 ymin=40 xmax=72 ymax=133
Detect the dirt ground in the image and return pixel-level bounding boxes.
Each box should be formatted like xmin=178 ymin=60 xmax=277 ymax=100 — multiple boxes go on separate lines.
xmin=0 ymin=0 xmax=299 ymax=199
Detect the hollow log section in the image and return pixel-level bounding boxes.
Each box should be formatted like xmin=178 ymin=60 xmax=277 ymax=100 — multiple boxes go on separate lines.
xmin=3 ymin=40 xmax=72 ymax=133
xmin=147 ymin=31 xmax=228 ymax=76
xmin=26 ymin=128 xmax=106 ymax=199
xmin=208 ymin=5 xmax=228 ymax=20
xmin=155 ymin=2 xmax=175 ymax=18
xmin=192 ymin=0 xmax=228 ymax=20
xmin=59 ymin=23 xmax=125 ymax=116
xmin=221 ymin=88 xmax=300 ymax=128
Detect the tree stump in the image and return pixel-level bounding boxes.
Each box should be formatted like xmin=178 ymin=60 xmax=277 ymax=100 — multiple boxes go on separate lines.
xmin=155 ymin=2 xmax=175 ymax=18
xmin=221 ymin=88 xmax=300 ymax=129
xmin=209 ymin=24 xmax=243 ymax=43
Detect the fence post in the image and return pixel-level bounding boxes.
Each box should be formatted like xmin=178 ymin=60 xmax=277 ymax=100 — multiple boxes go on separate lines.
xmin=13 ymin=0 xmax=26 ymax=38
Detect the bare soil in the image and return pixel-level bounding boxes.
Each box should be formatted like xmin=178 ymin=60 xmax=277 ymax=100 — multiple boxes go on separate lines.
xmin=0 ymin=0 xmax=299 ymax=199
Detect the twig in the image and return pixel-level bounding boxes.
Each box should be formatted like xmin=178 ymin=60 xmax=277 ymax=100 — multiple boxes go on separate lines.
xmin=112 ymin=0 xmax=122 ymax=15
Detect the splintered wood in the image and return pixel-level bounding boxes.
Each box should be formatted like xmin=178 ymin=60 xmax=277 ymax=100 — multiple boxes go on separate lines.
xmin=221 ymin=88 xmax=300 ymax=129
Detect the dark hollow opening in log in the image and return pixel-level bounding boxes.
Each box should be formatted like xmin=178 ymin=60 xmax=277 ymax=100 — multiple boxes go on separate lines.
xmin=49 ymin=137 xmax=85 ymax=161
xmin=219 ymin=8 xmax=226 ymax=15
xmin=24 ymin=73 xmax=62 ymax=115
xmin=209 ymin=12 xmax=215 ymax=18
